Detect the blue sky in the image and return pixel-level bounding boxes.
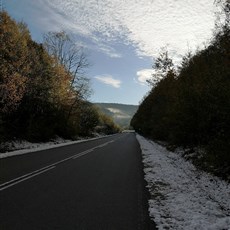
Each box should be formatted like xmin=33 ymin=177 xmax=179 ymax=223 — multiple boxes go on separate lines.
xmin=4 ymin=0 xmax=217 ymax=105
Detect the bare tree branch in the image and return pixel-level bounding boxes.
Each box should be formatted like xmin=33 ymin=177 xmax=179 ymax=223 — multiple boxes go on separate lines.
xmin=43 ymin=31 xmax=91 ymax=119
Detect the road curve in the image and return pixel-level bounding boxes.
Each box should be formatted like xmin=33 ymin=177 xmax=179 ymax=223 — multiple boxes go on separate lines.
xmin=0 ymin=133 xmax=156 ymax=229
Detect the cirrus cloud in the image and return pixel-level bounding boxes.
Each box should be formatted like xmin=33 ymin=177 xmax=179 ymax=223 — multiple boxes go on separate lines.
xmin=41 ymin=0 xmax=216 ymax=61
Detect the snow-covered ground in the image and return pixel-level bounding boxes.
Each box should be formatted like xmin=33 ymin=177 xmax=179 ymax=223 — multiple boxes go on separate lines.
xmin=0 ymin=135 xmax=109 ymax=159
xmin=136 ymin=134 xmax=230 ymax=230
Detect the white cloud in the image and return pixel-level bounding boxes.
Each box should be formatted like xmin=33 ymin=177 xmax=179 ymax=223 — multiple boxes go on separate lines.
xmin=41 ymin=0 xmax=216 ymax=61
xmin=94 ymin=75 xmax=121 ymax=88
xmin=136 ymin=69 xmax=154 ymax=85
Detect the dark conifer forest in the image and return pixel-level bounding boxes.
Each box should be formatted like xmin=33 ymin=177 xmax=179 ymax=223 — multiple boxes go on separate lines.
xmin=131 ymin=1 xmax=230 ymax=178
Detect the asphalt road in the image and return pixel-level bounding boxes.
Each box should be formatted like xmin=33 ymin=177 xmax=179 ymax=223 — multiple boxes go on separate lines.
xmin=0 ymin=133 xmax=156 ymax=230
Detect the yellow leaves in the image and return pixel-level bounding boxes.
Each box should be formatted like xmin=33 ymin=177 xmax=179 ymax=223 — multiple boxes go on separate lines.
xmin=0 ymin=13 xmax=30 ymax=72
xmin=50 ymin=63 xmax=73 ymax=106
xmin=0 ymin=72 xmax=27 ymax=113
xmin=0 ymin=12 xmax=30 ymax=113
xmin=0 ymin=12 xmax=99 ymax=140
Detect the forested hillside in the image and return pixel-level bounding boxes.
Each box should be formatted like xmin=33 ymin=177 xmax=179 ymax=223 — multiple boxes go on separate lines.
xmin=0 ymin=11 xmax=119 ymax=144
xmin=131 ymin=1 xmax=230 ymax=179
xmin=95 ymin=103 xmax=138 ymax=128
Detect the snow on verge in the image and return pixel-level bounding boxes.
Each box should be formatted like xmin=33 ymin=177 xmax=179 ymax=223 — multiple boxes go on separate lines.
xmin=0 ymin=135 xmax=110 ymax=159
xmin=136 ymin=134 xmax=230 ymax=230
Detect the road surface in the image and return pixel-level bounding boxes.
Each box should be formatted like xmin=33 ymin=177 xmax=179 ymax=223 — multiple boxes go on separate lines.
xmin=0 ymin=133 xmax=156 ymax=229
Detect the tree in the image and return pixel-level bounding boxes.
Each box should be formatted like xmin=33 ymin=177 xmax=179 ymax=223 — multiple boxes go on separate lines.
xmin=131 ymin=69 xmax=177 ymax=140
xmin=43 ymin=31 xmax=92 ymax=125
xmin=77 ymin=102 xmax=99 ymax=136
xmin=214 ymin=0 xmax=230 ymax=30
xmin=132 ymin=4 xmax=230 ymax=176
xmin=43 ymin=31 xmax=90 ymax=98
xmin=147 ymin=48 xmax=175 ymax=87
xmin=0 ymin=11 xmax=29 ymax=113
xmin=95 ymin=111 xmax=121 ymax=135
xmin=0 ymin=12 xmax=101 ymax=142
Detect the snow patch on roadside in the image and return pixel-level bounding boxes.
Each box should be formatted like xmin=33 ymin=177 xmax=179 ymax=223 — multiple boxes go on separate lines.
xmin=0 ymin=135 xmax=110 ymax=159
xmin=136 ymin=134 xmax=230 ymax=230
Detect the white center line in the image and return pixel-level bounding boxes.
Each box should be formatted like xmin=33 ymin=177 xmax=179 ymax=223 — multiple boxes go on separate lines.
xmin=72 ymin=149 xmax=94 ymax=159
xmin=0 ymin=166 xmax=55 ymax=191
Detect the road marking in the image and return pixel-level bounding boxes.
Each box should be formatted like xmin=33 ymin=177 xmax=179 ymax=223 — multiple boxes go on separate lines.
xmin=72 ymin=149 xmax=94 ymax=159
xmin=0 ymin=166 xmax=55 ymax=191
xmin=0 ymin=139 xmax=116 ymax=191
xmin=72 ymin=140 xmax=115 ymax=159
xmin=97 ymin=143 xmax=108 ymax=148
xmin=95 ymin=140 xmax=114 ymax=148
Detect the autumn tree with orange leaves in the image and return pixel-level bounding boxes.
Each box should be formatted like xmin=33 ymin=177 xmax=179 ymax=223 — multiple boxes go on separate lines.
xmin=0 ymin=11 xmax=119 ymax=142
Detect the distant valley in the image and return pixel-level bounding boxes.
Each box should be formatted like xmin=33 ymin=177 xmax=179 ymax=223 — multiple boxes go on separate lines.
xmin=94 ymin=103 xmax=138 ymax=129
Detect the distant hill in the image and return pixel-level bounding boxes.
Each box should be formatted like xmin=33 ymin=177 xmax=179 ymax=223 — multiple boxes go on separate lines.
xmin=94 ymin=103 xmax=138 ymax=128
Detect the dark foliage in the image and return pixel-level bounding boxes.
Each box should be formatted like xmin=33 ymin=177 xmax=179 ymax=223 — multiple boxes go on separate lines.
xmin=0 ymin=12 xmax=119 ymax=143
xmin=131 ymin=1 xmax=230 ymax=178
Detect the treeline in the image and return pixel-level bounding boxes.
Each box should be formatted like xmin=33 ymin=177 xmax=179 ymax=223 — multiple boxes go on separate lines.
xmin=0 ymin=11 xmax=120 ymax=143
xmin=131 ymin=1 xmax=230 ymax=178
